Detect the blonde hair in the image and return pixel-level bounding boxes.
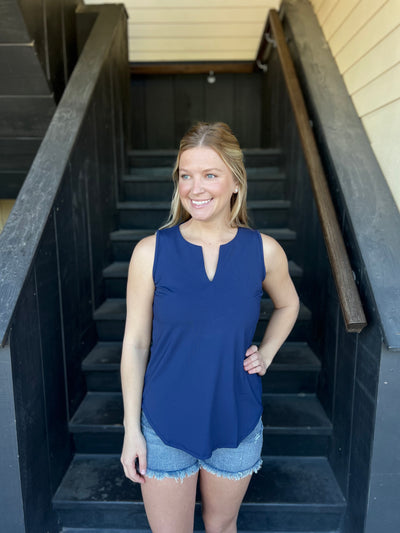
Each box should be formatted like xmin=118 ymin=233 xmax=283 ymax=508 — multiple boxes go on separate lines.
xmin=162 ymin=122 xmax=249 ymax=229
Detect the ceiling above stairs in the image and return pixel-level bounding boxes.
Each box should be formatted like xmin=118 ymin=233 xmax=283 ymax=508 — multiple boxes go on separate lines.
xmin=83 ymin=0 xmax=281 ymax=62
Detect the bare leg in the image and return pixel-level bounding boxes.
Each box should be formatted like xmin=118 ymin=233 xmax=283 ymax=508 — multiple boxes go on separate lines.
xmin=141 ymin=471 xmax=199 ymax=533
xmin=199 ymin=468 xmax=252 ymax=533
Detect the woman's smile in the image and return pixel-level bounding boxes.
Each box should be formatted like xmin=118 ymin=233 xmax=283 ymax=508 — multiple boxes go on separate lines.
xmin=190 ymin=198 xmax=213 ymax=208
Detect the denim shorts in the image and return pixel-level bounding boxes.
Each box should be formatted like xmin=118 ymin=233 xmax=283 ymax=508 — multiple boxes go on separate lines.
xmin=141 ymin=412 xmax=263 ymax=482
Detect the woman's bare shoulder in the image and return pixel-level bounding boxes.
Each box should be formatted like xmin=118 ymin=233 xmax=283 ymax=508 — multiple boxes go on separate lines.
xmin=130 ymin=234 xmax=157 ymax=269
xmin=258 ymin=231 xmax=288 ymax=272
xmin=134 ymin=234 xmax=157 ymax=252
xmin=259 ymin=232 xmax=284 ymax=255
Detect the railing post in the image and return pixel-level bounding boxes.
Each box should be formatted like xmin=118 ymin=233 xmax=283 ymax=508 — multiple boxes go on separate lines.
xmin=0 ymin=345 xmax=26 ymax=533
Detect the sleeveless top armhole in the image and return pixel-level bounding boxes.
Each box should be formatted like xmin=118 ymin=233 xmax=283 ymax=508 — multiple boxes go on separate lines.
xmin=152 ymin=230 xmax=161 ymax=283
xmin=256 ymin=230 xmax=267 ymax=280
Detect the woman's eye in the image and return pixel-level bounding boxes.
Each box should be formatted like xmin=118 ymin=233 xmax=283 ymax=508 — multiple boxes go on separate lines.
xmin=206 ymin=173 xmax=216 ymax=179
xmin=180 ymin=174 xmax=190 ymax=180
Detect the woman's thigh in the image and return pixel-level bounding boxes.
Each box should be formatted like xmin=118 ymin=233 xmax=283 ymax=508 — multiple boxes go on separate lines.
xmin=141 ymin=472 xmax=199 ymax=533
xmin=198 ymin=417 xmax=263 ymax=531
xmin=199 ymin=469 xmax=252 ymax=532
xmin=140 ymin=412 xmax=200 ymax=532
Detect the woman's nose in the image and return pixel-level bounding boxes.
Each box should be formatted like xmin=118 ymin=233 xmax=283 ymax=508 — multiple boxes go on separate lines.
xmin=191 ymin=176 xmax=204 ymax=194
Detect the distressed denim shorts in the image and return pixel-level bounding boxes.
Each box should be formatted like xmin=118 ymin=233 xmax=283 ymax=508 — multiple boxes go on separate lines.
xmin=141 ymin=411 xmax=263 ymax=482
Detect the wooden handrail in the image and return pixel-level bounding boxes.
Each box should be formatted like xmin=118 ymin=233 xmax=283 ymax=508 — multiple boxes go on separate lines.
xmin=265 ymin=10 xmax=367 ymax=333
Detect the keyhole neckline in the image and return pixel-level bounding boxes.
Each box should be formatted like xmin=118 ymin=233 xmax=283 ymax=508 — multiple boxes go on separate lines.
xmin=177 ymin=224 xmax=240 ymax=282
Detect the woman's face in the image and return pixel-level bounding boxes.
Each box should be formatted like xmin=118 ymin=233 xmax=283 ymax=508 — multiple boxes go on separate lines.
xmin=178 ymin=146 xmax=237 ymax=225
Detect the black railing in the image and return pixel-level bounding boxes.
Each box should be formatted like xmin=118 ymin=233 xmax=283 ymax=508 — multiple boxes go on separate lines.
xmin=0 ymin=5 xmax=129 ymax=532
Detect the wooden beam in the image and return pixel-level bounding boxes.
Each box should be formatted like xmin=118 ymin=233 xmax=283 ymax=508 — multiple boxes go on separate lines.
xmin=130 ymin=61 xmax=255 ymax=75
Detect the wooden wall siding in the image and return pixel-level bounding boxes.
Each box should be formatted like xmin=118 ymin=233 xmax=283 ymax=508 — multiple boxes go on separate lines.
xmin=0 ymin=0 xmax=81 ymax=201
xmin=0 ymin=96 xmax=55 ymax=137
xmin=16 ymin=0 xmax=81 ymax=100
xmin=84 ymin=0 xmax=281 ymax=61
xmin=0 ymin=46 xmax=51 ymax=95
xmin=0 ymin=0 xmax=80 ymax=99
xmin=0 ymin=6 xmax=129 ymax=531
xmin=309 ymin=0 xmax=400 ymax=210
xmin=131 ymin=73 xmax=263 ymax=148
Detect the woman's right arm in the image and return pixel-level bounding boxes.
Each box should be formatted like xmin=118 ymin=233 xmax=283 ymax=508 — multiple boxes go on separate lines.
xmin=120 ymin=235 xmax=156 ymax=484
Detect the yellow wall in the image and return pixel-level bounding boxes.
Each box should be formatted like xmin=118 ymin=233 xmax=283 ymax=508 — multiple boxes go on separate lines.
xmin=310 ymin=0 xmax=400 ymax=210
xmin=0 ymin=200 xmax=15 ymax=233
xmin=84 ymin=0 xmax=281 ymax=61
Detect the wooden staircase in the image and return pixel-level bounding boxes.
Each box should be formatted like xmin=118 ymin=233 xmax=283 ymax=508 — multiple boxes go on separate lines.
xmin=53 ymin=149 xmax=345 ymax=532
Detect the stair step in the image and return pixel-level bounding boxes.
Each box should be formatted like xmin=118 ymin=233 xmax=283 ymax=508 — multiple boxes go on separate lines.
xmin=103 ymin=260 xmax=303 ymax=298
xmin=128 ymin=148 xmax=177 ymax=167
xmin=127 ymin=167 xmax=284 ymax=179
xmin=117 ymin=200 xmax=291 ymax=230
xmin=54 ymin=455 xmax=345 ymax=531
xmin=93 ymin=299 xmax=311 ymax=343
xmin=102 ymin=260 xmax=302 ymax=278
xmin=128 ymin=148 xmax=284 ymax=168
xmin=110 ymin=227 xmax=297 ymax=261
xmin=83 ymin=341 xmax=320 ymax=394
xmin=128 ymin=167 xmax=174 ymax=178
xmin=62 ymin=529 xmax=339 ymax=533
xmin=63 ymin=529 xmax=155 ymax=533
xmin=123 ymin=168 xmax=286 ymax=201
xmin=263 ymin=342 xmax=320 ymax=394
xmin=256 ymin=300 xmax=311 ymax=342
xmin=69 ymin=392 xmax=330 ymax=455
xmin=261 ymin=394 xmax=331 ymax=455
xmin=70 ymin=393 xmax=330 ymax=432
xmin=63 ymin=530 xmax=152 ymax=533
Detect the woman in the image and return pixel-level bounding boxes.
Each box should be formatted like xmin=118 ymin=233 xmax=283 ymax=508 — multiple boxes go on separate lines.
xmin=120 ymin=122 xmax=299 ymax=533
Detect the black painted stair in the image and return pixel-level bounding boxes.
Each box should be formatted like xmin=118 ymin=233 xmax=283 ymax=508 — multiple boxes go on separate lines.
xmin=82 ymin=341 xmax=320 ymax=394
xmin=92 ymin=297 xmax=311 ymax=343
xmin=53 ymin=149 xmax=346 ymax=532
xmin=110 ymin=227 xmax=298 ymax=261
xmin=117 ymin=199 xmax=291 ymax=229
xmin=69 ymin=391 xmax=331 ymax=457
xmin=123 ymin=166 xmax=286 ymax=201
xmin=127 ymin=148 xmax=284 ymax=169
xmin=62 ymin=530 xmax=340 ymax=533
xmin=55 ymin=455 xmax=345 ymax=531
xmin=103 ymin=260 xmax=303 ymax=297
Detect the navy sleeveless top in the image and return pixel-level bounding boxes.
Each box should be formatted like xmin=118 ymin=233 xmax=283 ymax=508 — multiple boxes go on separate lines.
xmin=142 ymin=224 xmax=265 ymax=459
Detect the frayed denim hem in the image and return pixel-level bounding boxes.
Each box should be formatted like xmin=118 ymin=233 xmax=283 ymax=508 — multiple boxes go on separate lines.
xmin=199 ymin=457 xmax=263 ymax=480
xmin=145 ymin=463 xmax=200 ymax=483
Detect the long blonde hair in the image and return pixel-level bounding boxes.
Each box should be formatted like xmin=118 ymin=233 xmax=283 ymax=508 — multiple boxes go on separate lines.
xmin=162 ymin=122 xmax=249 ymax=228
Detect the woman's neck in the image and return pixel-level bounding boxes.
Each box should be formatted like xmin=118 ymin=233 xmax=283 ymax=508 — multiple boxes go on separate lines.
xmin=180 ymin=218 xmax=237 ymax=246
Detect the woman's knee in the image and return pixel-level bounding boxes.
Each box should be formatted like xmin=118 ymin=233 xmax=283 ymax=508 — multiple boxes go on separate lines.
xmin=202 ymin=509 xmax=237 ymax=533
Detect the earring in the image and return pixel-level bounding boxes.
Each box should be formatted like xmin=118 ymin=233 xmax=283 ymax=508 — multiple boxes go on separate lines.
xmin=234 ymin=188 xmax=238 ymax=193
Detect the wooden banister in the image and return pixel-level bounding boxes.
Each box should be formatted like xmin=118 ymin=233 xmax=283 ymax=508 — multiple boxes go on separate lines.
xmin=265 ymin=10 xmax=367 ymax=333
